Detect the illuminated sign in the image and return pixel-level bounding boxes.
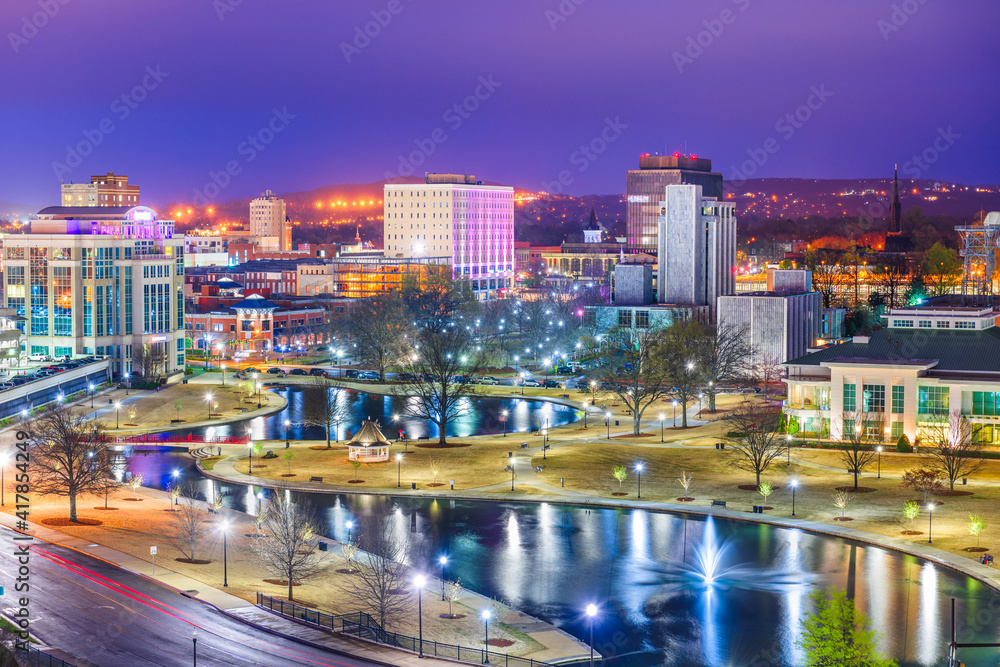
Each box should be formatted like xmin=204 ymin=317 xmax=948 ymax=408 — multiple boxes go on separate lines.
xmin=152 ymin=335 xmax=168 ymax=342
xmin=627 ymin=195 xmax=649 ymax=203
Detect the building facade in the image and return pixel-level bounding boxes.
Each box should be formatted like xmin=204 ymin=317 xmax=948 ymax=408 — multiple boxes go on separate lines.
xmin=383 ymin=174 xmax=514 ymax=299
xmin=657 ymin=184 xmax=736 ymax=321
xmin=61 ymin=172 xmax=140 ymax=208
xmin=8 ymin=205 xmax=184 ymax=378
xmin=626 ymin=154 xmax=723 ymax=252
xmin=718 ymin=290 xmax=822 ymax=365
xmin=250 ymin=190 xmax=291 ymax=251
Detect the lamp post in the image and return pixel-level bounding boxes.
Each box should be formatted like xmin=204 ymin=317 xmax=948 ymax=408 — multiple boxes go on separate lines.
xmin=659 ymin=414 xmax=664 ymax=442
xmin=256 ymin=381 xmax=262 ymax=409
xmin=605 ymin=412 xmax=611 ymax=440
xmin=345 ymin=520 xmax=353 ymax=543
xmin=585 ymin=604 xmax=598 ymax=667
xmin=672 ymin=400 xmax=678 ymax=426
xmin=790 ymin=479 xmax=798 ymax=516
xmin=520 ymin=372 xmax=526 ymax=396
xmin=439 ymin=555 xmax=448 ymax=600
xmin=590 ymin=380 xmax=597 ymax=406
xmin=115 ymin=401 xmax=121 ymax=429
xmin=786 ymin=434 xmax=792 ymax=466
xmin=927 ymin=503 xmax=935 ymax=544
xmin=221 ymin=362 xmax=226 ymax=386
xmin=876 ymin=446 xmax=882 ymax=479
xmin=636 ymin=462 xmax=643 ymax=499
xmin=220 ymin=520 xmax=230 ymax=587
xmin=336 ymin=349 xmax=343 ymax=378
xmin=247 ymin=441 xmax=254 ymax=475
xmin=501 ymin=410 xmax=508 ymax=437
xmin=124 ymin=372 xmax=130 ymax=396
xmin=482 ymin=609 xmax=491 ymax=663
xmin=697 ymin=392 xmax=704 ymax=418
xmin=396 ymin=454 xmax=402 ymax=488
xmin=171 ymin=470 xmax=180 ymax=504
xmin=284 ymin=419 xmax=291 ymax=448
xmin=88 ymin=383 xmax=95 ymax=409
xmin=206 ymin=393 xmax=213 ymax=421
xmin=414 ymin=574 xmax=426 ymax=658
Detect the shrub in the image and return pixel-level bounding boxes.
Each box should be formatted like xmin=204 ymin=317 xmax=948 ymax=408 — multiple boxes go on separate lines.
xmin=896 ymin=434 xmax=912 ymax=453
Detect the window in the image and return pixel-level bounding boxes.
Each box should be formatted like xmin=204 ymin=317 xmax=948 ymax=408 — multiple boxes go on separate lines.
xmin=972 ymin=391 xmax=1000 ymax=416
xmin=918 ymin=320 xmax=931 ymax=328
xmin=618 ymin=310 xmax=632 ymax=327
xmin=843 ymin=418 xmax=855 ymax=436
xmin=936 ymin=320 xmax=951 ymax=329
xmin=843 ymin=383 xmax=856 ymax=412
xmin=891 ymin=421 xmax=904 ymax=439
xmin=891 ymin=385 xmax=905 ymax=413
xmin=636 ymin=311 xmax=650 ymax=328
xmin=955 ymin=321 xmax=975 ymax=329
xmin=973 ymin=424 xmax=995 ymax=444
xmin=892 ymin=319 xmax=914 ymax=328
xmin=862 ymin=384 xmax=885 ymax=412
xmin=242 ymin=321 xmax=253 ymax=332
xmin=918 ymin=386 xmax=949 ymax=415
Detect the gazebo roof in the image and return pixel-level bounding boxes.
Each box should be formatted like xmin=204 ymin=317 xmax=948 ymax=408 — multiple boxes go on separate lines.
xmin=231 ymin=293 xmax=279 ymax=311
xmin=346 ymin=420 xmax=392 ymax=448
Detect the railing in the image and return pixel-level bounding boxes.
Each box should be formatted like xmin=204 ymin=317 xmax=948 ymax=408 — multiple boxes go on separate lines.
xmin=256 ymin=592 xmax=556 ymax=667
xmin=17 ymin=645 xmax=76 ymax=666
xmin=104 ymin=433 xmax=249 ymax=445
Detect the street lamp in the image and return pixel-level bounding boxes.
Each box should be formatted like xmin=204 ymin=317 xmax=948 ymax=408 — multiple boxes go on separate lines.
xmin=439 ymin=555 xmax=448 ymax=600
xmin=219 ymin=520 xmax=230 ymax=587
xmin=585 ymin=604 xmax=598 ymax=667
xmin=590 ymin=381 xmax=597 ymax=405
xmin=501 ymin=410 xmax=508 ymax=437
xmin=221 ymin=362 xmax=226 ymax=386
xmin=413 ymin=574 xmax=426 ymax=658
xmin=876 ymin=446 xmax=882 ymax=479
xmin=205 ymin=393 xmax=214 ymax=421
xmin=636 ymin=462 xmax=644 ymax=499
xmin=790 ymin=479 xmax=798 ymax=516
xmin=396 ymin=454 xmax=402 ymax=488
xmin=520 ymin=372 xmax=526 ymax=396
xmin=256 ymin=381 xmax=262 ymax=409
xmin=786 ymin=434 xmax=792 ymax=466
xmin=124 ymin=372 xmax=130 ymax=395
xmin=345 ymin=520 xmax=353 ymax=544
xmin=482 ymin=609 xmax=491 ymax=662
xmin=171 ymin=470 xmax=180 ymax=504
xmin=247 ymin=441 xmax=254 ymax=475
xmin=672 ymin=400 xmax=679 ymax=426
xmin=659 ymin=414 xmax=664 ymax=442
xmin=605 ymin=412 xmax=611 ymax=439
xmin=88 ymin=383 xmax=95 ymax=409
xmin=284 ymin=419 xmax=291 ymax=448
xmin=927 ymin=503 xmax=935 ymax=543
xmin=256 ymin=491 xmax=264 ymax=514
xmin=697 ymin=392 xmax=704 ymax=418
xmin=115 ymin=401 xmax=122 ymax=429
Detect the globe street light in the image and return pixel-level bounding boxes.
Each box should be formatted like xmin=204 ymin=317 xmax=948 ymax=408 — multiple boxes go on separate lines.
xmin=124 ymin=372 xmax=130 ymax=395
xmin=659 ymin=413 xmax=665 ymax=442
xmin=501 ymin=410 xmax=508 ymax=437
xmin=672 ymin=399 xmax=679 ymax=426
xmin=585 ymin=604 xmax=598 ymax=667
xmin=219 ymin=520 xmax=230 ymax=587
xmin=482 ymin=609 xmax=491 ymax=663
xmin=256 ymin=382 xmax=262 ymax=409
xmin=88 ymin=383 xmax=95 ymax=409
xmin=790 ymin=479 xmax=798 ymax=516
xmin=345 ymin=520 xmax=353 ymax=544
xmin=438 ymin=555 xmax=448 ymax=600
xmin=115 ymin=401 xmax=122 ymax=429
xmin=284 ymin=419 xmax=291 ymax=448
xmin=396 ymin=454 xmax=403 ymax=488
xmin=636 ymin=462 xmax=644 ymax=499
xmin=413 ymin=574 xmax=426 ymax=658
xmin=927 ymin=503 xmax=935 ymax=543
xmin=876 ymin=446 xmax=882 ymax=479
xmin=206 ymin=393 xmax=214 ymax=421
xmin=605 ymin=412 xmax=611 ymax=440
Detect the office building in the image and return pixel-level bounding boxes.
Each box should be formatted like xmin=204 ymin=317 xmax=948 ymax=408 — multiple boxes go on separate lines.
xmin=250 ymin=190 xmax=291 ymax=251
xmin=384 ymin=173 xmax=514 ymax=299
xmin=626 ymin=154 xmax=723 ymax=252
xmin=9 ymin=205 xmax=184 ymax=378
xmin=61 ymin=171 xmax=141 ymax=208
xmin=656 ymin=184 xmax=736 ymax=321
xmin=717 ymin=289 xmax=822 ymax=365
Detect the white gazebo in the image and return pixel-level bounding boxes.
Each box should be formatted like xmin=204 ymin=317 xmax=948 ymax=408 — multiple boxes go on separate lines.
xmin=346 ymin=420 xmax=392 ymax=463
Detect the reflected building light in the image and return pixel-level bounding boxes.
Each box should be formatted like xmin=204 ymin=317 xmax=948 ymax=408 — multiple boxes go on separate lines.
xmin=495 ymin=510 xmax=526 ymax=604
xmin=916 ymin=562 xmax=941 ymax=665
xmin=863 ymin=548 xmax=891 ymax=660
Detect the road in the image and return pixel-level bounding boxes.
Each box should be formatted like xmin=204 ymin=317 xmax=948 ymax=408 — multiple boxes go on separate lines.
xmin=0 ymin=528 xmax=379 ymax=667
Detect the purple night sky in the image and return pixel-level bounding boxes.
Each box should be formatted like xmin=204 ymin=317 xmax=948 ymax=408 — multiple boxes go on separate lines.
xmin=1 ymin=0 xmax=998 ymax=206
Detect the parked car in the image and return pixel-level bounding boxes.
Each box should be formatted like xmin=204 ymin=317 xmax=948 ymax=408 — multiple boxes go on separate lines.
xmin=572 ymin=379 xmax=591 ymax=390
xmin=288 ymin=368 xmax=308 ymax=376
xmin=396 ymin=372 xmax=418 ymax=383
xmin=476 ymin=376 xmax=499 ymax=385
xmin=522 ymin=378 xmax=542 ymax=387
xmin=266 ymin=367 xmax=285 ymax=375
xmin=243 ymin=367 xmax=260 ymax=376
xmin=344 ymin=369 xmax=360 ymax=379
xmin=543 ymin=379 xmax=562 ymax=389
xmin=27 ymin=354 xmax=49 ymax=362
xmin=308 ymin=368 xmax=328 ymax=377
xmin=359 ymin=371 xmax=379 ymax=381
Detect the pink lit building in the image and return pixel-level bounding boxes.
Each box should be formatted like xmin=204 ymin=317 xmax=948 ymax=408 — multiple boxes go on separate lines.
xmin=382 ymin=174 xmax=514 ymax=300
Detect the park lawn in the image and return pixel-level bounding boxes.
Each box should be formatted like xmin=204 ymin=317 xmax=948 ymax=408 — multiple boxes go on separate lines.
xmin=794 ymin=447 xmax=1000 ymax=484
xmin=235 ymin=439 xmax=526 ymax=490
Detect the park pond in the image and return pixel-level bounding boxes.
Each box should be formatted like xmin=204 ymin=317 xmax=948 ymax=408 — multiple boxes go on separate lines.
xmin=121 ymin=450 xmax=1000 ymax=667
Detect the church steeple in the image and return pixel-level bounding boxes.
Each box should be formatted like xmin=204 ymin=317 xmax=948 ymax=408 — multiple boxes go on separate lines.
xmin=583 ymin=207 xmax=602 ymax=243
xmin=888 ymin=164 xmax=902 ymax=234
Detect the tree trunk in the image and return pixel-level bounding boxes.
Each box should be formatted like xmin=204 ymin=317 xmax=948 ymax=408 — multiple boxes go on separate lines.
xmin=853 ymin=468 xmax=859 ymax=490
xmin=69 ymin=493 xmax=77 ymax=522
xmin=681 ymin=402 xmax=688 ymax=428
xmin=438 ymin=416 xmax=448 ymax=445
xmin=326 ymin=425 xmax=332 ymax=449
xmin=755 ymin=470 xmax=760 ymax=487
xmin=708 ymin=390 xmax=717 ymax=413
xmin=632 ymin=410 xmax=641 ymax=437
xmin=288 ymin=570 xmax=294 ymax=602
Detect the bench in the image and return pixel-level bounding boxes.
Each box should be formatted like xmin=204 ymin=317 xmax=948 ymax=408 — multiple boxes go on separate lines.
xmin=310 ymin=476 xmax=324 ymax=483
xmin=519 ymin=442 xmax=529 ymax=449
xmin=711 ymin=500 xmax=726 ymax=508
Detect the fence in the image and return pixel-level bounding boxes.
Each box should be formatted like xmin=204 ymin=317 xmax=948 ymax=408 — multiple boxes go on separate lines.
xmin=17 ymin=646 xmax=76 ymax=667
xmin=103 ymin=433 xmax=249 ymax=445
xmin=256 ymin=592 xmax=556 ymax=667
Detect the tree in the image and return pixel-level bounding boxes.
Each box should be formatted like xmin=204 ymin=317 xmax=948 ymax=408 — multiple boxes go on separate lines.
xmin=754 ymin=352 xmax=786 ymax=400
xmin=350 ymin=460 xmax=362 ymax=482
xmin=344 ymin=294 xmax=411 ymax=383
xmin=833 ymin=490 xmax=852 ymax=519
xmin=283 ymin=450 xmax=295 ymax=476
xmin=757 ymin=481 xmax=773 ymax=504
xmin=903 ymin=501 xmax=920 ymax=528
xmin=725 ymin=402 xmax=785 ymax=487
xmin=698 ymin=322 xmax=752 ymax=412
xmin=174 ymin=401 xmax=183 ymax=422
xmin=612 ymin=465 xmax=626 ymax=489
xmin=839 ymin=411 xmax=881 ymax=490
xmin=797 ymin=588 xmax=896 ymax=666
xmin=301 ymin=377 xmax=352 ymax=449
xmin=969 ymin=514 xmax=987 ymax=548
xmin=445 ymin=579 xmax=463 ymax=618
xmin=393 ymin=325 xmax=487 ymax=445
xmin=172 ymin=489 xmax=207 ymax=561
xmin=347 ymin=503 xmax=413 ymax=628
xmin=132 ymin=343 xmax=166 ymax=383
xmin=341 ymin=540 xmax=358 ymax=573
xmin=253 ymin=494 xmax=327 ymax=602
xmin=873 ymin=255 xmax=911 ymax=309
xmin=921 ymin=242 xmax=960 ymax=295
xmin=26 ymin=406 xmax=116 ymax=522
xmin=805 ymin=249 xmax=844 ymax=308
xmin=678 ymin=471 xmax=694 ymax=498
xmin=923 ymin=413 xmax=987 ymax=491
xmin=593 ymin=326 xmax=672 ymax=435
xmin=168 ymin=484 xmax=182 ymax=508
xmin=901 ymin=468 xmax=943 ymax=504
xmin=401 ymin=265 xmax=476 ymax=325
xmin=129 ymin=473 xmax=144 ymax=500
xmin=662 ymin=321 xmax=705 ymax=428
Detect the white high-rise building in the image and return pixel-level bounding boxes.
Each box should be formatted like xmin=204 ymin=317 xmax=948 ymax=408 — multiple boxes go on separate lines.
xmin=656 ymin=184 xmax=736 ymax=321
xmin=383 ymin=174 xmax=514 ymax=299
xmin=250 ymin=190 xmax=290 ymax=251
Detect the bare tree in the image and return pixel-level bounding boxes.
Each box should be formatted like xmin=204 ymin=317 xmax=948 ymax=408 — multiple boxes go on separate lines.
xmin=344 ymin=294 xmax=412 ymax=383
xmin=301 ymin=377 xmax=352 ymax=448
xmin=662 ymin=320 xmax=706 ymax=428
xmin=901 ymin=468 xmax=943 ymax=504
xmin=754 ymin=352 xmax=785 ymax=400
xmin=347 ymin=504 xmax=412 ymax=628
xmin=172 ymin=487 xmax=207 ymax=561
xmin=394 ymin=325 xmax=487 ymax=445
xmin=252 ymin=494 xmax=327 ymax=602
xmin=698 ymin=322 xmax=753 ymax=412
xmin=132 ymin=343 xmax=166 ymax=383
xmin=839 ymin=411 xmax=882 ymax=490
xmin=923 ymin=412 xmax=987 ymax=490
xmin=593 ymin=326 xmax=671 ymax=436
xmin=725 ymin=402 xmax=785 ymax=487
xmin=26 ymin=406 xmax=115 ymax=522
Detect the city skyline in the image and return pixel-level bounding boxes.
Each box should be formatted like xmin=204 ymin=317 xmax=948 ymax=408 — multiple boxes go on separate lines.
xmin=2 ymin=0 xmax=999 ymax=206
